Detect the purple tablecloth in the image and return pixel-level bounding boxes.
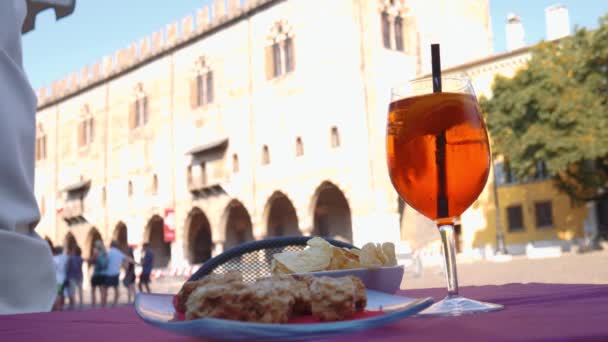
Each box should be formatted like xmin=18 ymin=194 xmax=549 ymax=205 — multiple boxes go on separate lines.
xmin=2 ymin=283 xmax=607 ymax=341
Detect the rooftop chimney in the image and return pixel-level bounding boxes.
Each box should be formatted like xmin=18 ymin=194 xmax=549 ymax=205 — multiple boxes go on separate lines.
xmin=505 ymin=13 xmax=525 ymax=51
xmin=545 ymin=4 xmax=570 ymax=41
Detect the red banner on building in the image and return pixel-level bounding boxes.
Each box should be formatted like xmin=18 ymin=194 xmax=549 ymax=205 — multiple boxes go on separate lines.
xmin=164 ymin=208 xmax=176 ymax=242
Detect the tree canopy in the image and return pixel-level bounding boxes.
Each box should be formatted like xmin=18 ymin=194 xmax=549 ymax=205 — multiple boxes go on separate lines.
xmin=480 ymin=14 xmax=608 ymax=202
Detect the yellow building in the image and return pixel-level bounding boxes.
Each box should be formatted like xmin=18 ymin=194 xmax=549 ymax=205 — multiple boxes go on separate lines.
xmin=435 ymin=44 xmax=588 ymax=255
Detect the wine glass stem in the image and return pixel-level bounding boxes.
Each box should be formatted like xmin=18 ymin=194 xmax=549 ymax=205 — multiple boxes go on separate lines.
xmin=439 ymin=224 xmax=459 ymax=297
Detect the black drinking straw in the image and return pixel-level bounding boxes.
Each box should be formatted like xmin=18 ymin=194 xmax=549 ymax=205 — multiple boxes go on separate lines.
xmin=432 ymin=44 xmax=449 ymax=218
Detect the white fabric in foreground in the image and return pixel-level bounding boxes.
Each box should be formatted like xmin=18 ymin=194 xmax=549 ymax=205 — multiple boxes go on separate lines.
xmin=0 ymin=230 xmax=56 ymax=314
xmin=0 ymin=0 xmax=56 ymax=314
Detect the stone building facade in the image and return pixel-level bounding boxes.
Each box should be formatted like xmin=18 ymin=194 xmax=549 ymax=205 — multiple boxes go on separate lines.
xmin=34 ymin=0 xmax=495 ymax=267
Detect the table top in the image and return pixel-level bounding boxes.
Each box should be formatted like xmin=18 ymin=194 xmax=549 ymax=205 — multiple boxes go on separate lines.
xmin=2 ymin=283 xmax=607 ymax=342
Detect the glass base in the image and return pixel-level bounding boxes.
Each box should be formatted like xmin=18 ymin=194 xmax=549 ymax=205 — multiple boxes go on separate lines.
xmin=417 ymin=295 xmax=503 ymax=317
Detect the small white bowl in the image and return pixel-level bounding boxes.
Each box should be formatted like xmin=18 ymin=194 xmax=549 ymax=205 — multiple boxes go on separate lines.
xmin=296 ymin=265 xmax=404 ymax=294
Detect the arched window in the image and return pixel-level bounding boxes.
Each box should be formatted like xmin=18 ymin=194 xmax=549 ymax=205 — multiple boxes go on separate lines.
xmin=381 ymin=12 xmax=391 ymax=48
xmin=380 ymin=1 xmax=414 ymax=53
xmin=129 ymin=83 xmax=148 ymax=129
xmin=128 ymin=181 xmax=133 ymax=197
xmin=262 ymin=145 xmax=270 ymax=165
xmin=295 ymin=137 xmax=304 ymax=157
xmin=284 ymin=37 xmax=294 ymax=73
xmin=394 ymin=16 xmax=404 ymax=51
xmin=190 ymin=57 xmax=214 ymax=108
xmin=232 ymin=153 xmax=239 ymax=173
xmin=330 ymin=126 xmax=341 ymax=148
xmin=266 ymin=20 xmax=295 ymax=79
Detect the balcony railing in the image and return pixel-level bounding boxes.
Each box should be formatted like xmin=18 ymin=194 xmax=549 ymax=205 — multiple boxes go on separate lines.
xmin=62 ymin=199 xmax=86 ymax=225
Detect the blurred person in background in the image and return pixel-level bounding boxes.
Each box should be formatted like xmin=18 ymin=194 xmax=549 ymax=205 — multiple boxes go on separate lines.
xmin=51 ymin=246 xmax=68 ymax=311
xmin=0 ymin=0 xmax=76 ymax=315
xmin=66 ymin=246 xmax=84 ymax=309
xmin=122 ymin=247 xmax=137 ymax=304
xmin=102 ymin=241 xmax=127 ymax=307
xmin=89 ymin=240 xmax=108 ymax=307
xmin=138 ymin=243 xmax=154 ymax=293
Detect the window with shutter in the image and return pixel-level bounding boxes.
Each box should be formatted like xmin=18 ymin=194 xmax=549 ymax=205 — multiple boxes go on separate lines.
xmin=232 ymin=153 xmax=239 ymax=173
xmin=295 ymin=137 xmax=304 ymax=157
xmin=128 ymin=181 xmax=133 ymax=197
xmin=89 ymin=118 xmax=95 ymax=143
xmin=394 ymin=16 xmax=404 ymax=51
xmin=284 ymin=37 xmax=294 ymax=73
xmin=272 ymin=42 xmax=282 ymax=77
xmin=133 ymin=96 xmax=148 ymax=128
xmin=152 ymin=174 xmax=159 ymax=195
xmin=381 ymin=12 xmax=391 ymax=48
xmin=206 ymin=71 xmax=214 ymax=104
xmin=381 ymin=2 xmax=412 ymax=53
xmin=506 ymin=205 xmax=524 ymax=232
xmin=196 ymin=74 xmax=204 ymax=106
xmin=35 ymin=133 xmax=46 ymax=161
xmin=42 ymin=136 xmax=46 ymax=159
xmin=266 ymin=21 xmax=295 ymax=80
xmin=330 ymin=126 xmax=341 ymax=148
xmin=262 ymin=145 xmax=270 ymax=165
xmin=142 ymin=96 xmax=148 ymax=125
xmin=535 ymin=201 xmax=553 ymax=228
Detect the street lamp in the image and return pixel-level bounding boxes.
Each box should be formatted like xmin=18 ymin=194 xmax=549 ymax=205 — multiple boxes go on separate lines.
xmin=492 ymin=162 xmax=509 ymax=255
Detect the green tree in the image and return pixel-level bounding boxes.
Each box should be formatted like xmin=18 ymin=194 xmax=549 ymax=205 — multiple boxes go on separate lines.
xmin=480 ymin=15 xmax=608 ymax=202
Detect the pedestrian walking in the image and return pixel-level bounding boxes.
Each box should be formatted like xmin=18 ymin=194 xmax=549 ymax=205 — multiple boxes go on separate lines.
xmin=89 ymin=240 xmax=108 ymax=307
xmin=138 ymin=243 xmax=154 ymax=293
xmin=103 ymin=241 xmax=127 ymax=307
xmin=66 ymin=246 xmax=84 ymax=309
xmin=122 ymin=247 xmax=137 ymax=304
xmin=52 ymin=246 xmax=68 ymax=311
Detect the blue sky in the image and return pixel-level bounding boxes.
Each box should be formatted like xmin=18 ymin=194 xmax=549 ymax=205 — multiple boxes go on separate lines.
xmin=22 ymin=0 xmax=608 ymax=89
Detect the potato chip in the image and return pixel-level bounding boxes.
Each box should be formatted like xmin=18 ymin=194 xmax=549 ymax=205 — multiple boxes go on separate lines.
xmin=381 ymin=242 xmax=398 ymax=266
xmin=271 ymin=259 xmax=294 ymax=275
xmin=340 ymin=248 xmax=360 ymax=262
xmin=328 ymin=247 xmax=361 ymax=270
xmin=374 ymin=243 xmax=389 ymax=265
xmin=345 ymin=248 xmax=360 ymax=258
xmin=271 ymin=237 xmax=398 ymax=274
xmin=274 ymin=247 xmax=332 ymax=273
xmin=307 ymin=237 xmax=333 ymax=251
xmin=359 ymin=243 xmax=384 ymax=268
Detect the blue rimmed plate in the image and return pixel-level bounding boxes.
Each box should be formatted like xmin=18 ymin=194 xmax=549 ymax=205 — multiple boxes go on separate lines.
xmin=135 ymin=290 xmax=433 ymax=341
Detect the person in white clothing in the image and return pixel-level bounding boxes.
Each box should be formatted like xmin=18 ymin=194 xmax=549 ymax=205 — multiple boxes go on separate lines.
xmin=51 ymin=247 xmax=69 ymax=311
xmin=0 ymin=0 xmax=76 ymax=315
xmin=102 ymin=241 xmax=127 ymax=307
